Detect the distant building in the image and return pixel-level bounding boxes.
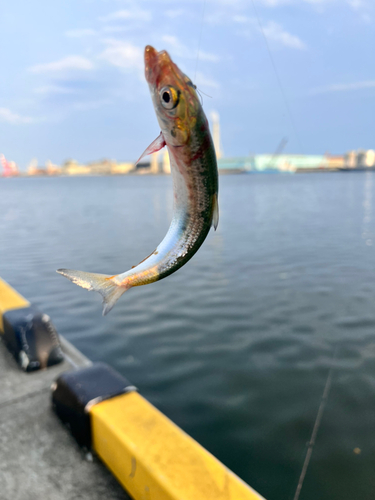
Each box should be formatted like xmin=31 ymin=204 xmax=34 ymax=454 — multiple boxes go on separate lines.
xmin=211 ymin=111 xmax=223 ymax=160
xmin=252 ymin=154 xmax=328 ymax=173
xmin=344 ymin=151 xmax=357 ymax=169
xmin=278 ymin=160 xmax=296 ymax=173
xmin=1 ymin=155 xmax=20 ymax=176
xmin=217 ymin=157 xmax=250 ymax=174
xmin=150 ymin=152 xmax=160 ymax=174
xmin=135 ymin=160 xmax=151 ymax=173
xmin=344 ymin=149 xmax=375 ymax=169
xmin=162 ymin=149 xmax=171 ymax=174
xmin=86 ymin=159 xmax=114 ymax=175
xmin=357 ymin=150 xmax=367 ymax=168
xmin=61 ymin=159 xmax=90 ymax=176
xmin=27 ymin=158 xmax=47 ymax=176
xmin=366 ymin=150 xmax=375 ymax=167
xmin=326 ymin=154 xmax=345 ymax=170
xmin=46 ymin=160 xmax=60 ymax=176
xmin=111 ymin=162 xmax=134 ymax=175
xmin=357 ymin=149 xmax=375 ymax=168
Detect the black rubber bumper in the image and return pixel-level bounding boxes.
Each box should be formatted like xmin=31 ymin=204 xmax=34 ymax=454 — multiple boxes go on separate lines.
xmin=52 ymin=362 xmax=136 ymax=448
xmin=2 ymin=305 xmax=64 ymax=371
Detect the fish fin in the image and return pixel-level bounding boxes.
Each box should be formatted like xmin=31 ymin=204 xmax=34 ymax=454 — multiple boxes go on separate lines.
xmin=212 ymin=193 xmax=219 ymax=230
xmin=57 ymin=269 xmax=129 ymax=316
xmin=135 ymin=131 xmax=166 ymax=165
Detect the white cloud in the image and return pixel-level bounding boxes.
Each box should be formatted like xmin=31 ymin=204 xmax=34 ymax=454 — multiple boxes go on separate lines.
xmin=257 ymin=0 xmax=288 ymax=5
xmin=208 ymin=0 xmax=248 ymax=5
xmin=161 ymin=35 xmax=188 ymax=56
xmin=205 ymin=11 xmax=229 ymax=26
xmin=233 ymin=15 xmax=306 ymax=49
xmin=195 ymin=72 xmax=220 ymax=89
xmin=311 ymin=80 xmax=375 ymax=94
xmin=72 ymin=99 xmax=112 ymax=111
xmin=29 ymin=56 xmax=94 ymax=74
xmin=65 ymin=29 xmax=96 ymax=38
xmin=233 ymin=15 xmax=251 ymax=23
xmin=161 ymin=35 xmax=219 ymax=62
xmin=99 ymin=40 xmax=143 ymax=72
xmin=258 ymin=0 xmax=370 ymax=8
xmin=262 ymin=21 xmax=306 ymax=49
xmin=347 ymin=0 xmax=362 ymax=7
xmin=34 ymin=85 xmax=76 ymax=95
xmin=258 ymin=0 xmax=332 ymax=5
xmin=165 ymin=9 xmax=186 ymax=18
xmin=102 ymin=26 xmax=130 ymax=34
xmin=199 ymin=51 xmax=220 ymax=62
xmin=0 ymin=108 xmax=34 ymax=124
xmin=361 ymin=13 xmax=372 ymax=23
xmin=100 ymin=9 xmax=151 ymax=23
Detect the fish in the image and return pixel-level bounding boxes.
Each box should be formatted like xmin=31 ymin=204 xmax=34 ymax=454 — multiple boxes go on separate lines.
xmin=57 ymin=45 xmax=219 ymax=315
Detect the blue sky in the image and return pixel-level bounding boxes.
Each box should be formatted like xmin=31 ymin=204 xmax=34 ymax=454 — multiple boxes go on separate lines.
xmin=1 ymin=0 xmax=375 ymax=169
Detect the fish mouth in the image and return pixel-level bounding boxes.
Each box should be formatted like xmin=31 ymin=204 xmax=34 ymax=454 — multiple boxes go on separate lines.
xmin=144 ymin=45 xmax=173 ymax=86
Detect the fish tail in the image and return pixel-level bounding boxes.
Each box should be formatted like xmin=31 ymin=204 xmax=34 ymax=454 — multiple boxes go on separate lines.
xmin=57 ymin=268 xmax=129 ymax=316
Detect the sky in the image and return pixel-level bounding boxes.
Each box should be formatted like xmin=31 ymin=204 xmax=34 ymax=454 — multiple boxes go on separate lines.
xmin=1 ymin=0 xmax=375 ymax=169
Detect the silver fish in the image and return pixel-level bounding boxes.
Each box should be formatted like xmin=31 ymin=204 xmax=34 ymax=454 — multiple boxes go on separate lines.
xmin=57 ymin=45 xmax=219 ymax=315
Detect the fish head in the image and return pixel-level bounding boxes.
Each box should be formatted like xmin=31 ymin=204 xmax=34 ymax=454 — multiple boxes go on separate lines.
xmin=145 ymin=45 xmax=201 ymax=148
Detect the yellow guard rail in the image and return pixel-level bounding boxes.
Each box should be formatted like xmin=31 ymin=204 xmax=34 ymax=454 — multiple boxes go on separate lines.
xmin=0 ymin=277 xmax=30 ymax=332
xmin=90 ymin=391 xmax=265 ymax=500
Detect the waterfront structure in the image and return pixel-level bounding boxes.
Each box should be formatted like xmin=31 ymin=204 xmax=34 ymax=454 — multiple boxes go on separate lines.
xmin=149 ymin=152 xmax=159 ymax=174
xmin=357 ymin=149 xmax=375 ymax=168
xmin=216 ymin=154 xmax=329 ymax=174
xmin=326 ymin=154 xmax=345 ymax=170
xmin=162 ymin=149 xmax=171 ymax=174
xmin=17 ymin=142 xmax=375 ymax=177
xmin=254 ymin=154 xmax=329 ymax=172
xmin=46 ymin=160 xmax=60 ymax=176
xmin=1 ymin=154 xmax=19 ymax=177
xmin=86 ymin=159 xmax=113 ymax=176
xmin=211 ymin=111 xmax=223 ymax=160
xmin=61 ymin=159 xmax=91 ymax=176
xmin=217 ymin=157 xmax=252 ymax=174
xmin=343 ymin=149 xmax=375 ymax=170
xmin=344 ymin=151 xmax=357 ymax=169
xmin=111 ymin=162 xmax=134 ymax=175
xmin=27 ymin=158 xmax=49 ymax=176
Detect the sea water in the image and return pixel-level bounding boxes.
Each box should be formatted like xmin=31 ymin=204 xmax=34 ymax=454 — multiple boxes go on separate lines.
xmin=1 ymin=172 xmax=375 ymax=500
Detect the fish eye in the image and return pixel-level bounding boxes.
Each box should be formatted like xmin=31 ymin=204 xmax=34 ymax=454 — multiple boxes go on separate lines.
xmin=160 ymin=86 xmax=179 ymax=110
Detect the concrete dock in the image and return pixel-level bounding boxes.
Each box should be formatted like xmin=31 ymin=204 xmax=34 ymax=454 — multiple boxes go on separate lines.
xmin=0 ymin=336 xmax=131 ymax=500
xmin=0 ymin=274 xmax=264 ymax=500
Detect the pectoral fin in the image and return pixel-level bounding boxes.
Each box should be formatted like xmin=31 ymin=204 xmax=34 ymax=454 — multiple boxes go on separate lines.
xmin=212 ymin=193 xmax=219 ymax=230
xmin=135 ymin=132 xmax=166 ymax=165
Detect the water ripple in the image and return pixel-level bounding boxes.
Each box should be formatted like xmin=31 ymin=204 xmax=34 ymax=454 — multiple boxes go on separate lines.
xmin=2 ymin=173 xmax=375 ymax=500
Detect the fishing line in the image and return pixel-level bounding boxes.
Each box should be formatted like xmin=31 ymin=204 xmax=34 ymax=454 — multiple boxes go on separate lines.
xmin=63 ymin=352 xmax=79 ymax=370
xmin=194 ymin=0 xmax=207 ymax=83
xmin=197 ymin=88 xmax=212 ymax=99
xmin=250 ymin=0 xmax=303 ymax=153
xmin=292 ymin=349 xmax=337 ymax=500
xmin=196 ymin=87 xmax=212 ymax=106
xmin=267 ymin=136 xmax=288 ymax=169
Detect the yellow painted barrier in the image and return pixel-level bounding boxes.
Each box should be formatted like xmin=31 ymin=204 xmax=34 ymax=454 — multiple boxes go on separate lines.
xmin=0 ymin=277 xmax=29 ymax=332
xmin=91 ymin=391 xmax=265 ymax=500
